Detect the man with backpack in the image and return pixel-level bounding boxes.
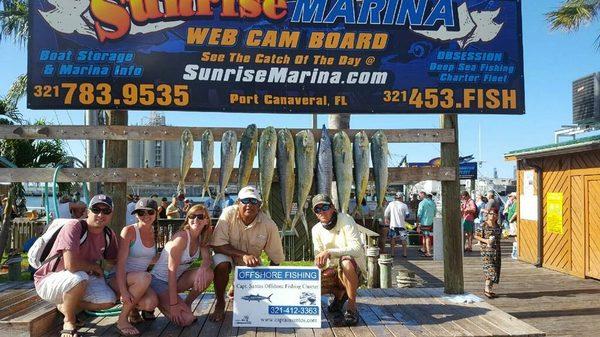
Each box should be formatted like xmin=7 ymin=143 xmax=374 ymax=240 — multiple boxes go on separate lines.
xmin=33 ymin=194 xmax=119 ymax=337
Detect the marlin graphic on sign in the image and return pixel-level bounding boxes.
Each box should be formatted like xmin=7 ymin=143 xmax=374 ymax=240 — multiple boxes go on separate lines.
xmin=242 ymin=294 xmax=273 ymax=303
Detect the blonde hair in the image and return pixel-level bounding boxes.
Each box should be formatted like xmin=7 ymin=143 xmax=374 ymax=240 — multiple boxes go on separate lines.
xmin=183 ymin=204 xmax=212 ymax=246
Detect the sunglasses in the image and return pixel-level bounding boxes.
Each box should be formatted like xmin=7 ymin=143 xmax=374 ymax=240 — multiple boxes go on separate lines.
xmin=313 ymin=204 xmax=331 ymax=214
xmin=136 ymin=210 xmax=155 ymax=216
xmin=91 ymin=207 xmax=112 ymax=215
xmin=188 ymin=213 xmax=206 ymax=220
xmin=239 ymin=198 xmax=260 ymax=205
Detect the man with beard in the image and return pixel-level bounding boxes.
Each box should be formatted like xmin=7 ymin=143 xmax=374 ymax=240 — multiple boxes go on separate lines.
xmin=209 ymin=186 xmax=285 ymax=322
xmin=311 ymin=194 xmax=366 ymax=326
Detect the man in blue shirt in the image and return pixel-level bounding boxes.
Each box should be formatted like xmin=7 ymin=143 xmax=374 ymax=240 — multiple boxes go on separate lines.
xmin=417 ymin=191 xmax=436 ymax=257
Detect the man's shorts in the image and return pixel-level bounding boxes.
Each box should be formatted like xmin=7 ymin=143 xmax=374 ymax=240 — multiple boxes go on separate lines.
xmin=36 ymin=270 xmax=116 ymax=305
xmin=388 ymin=227 xmax=408 ymax=243
xmin=321 ymin=256 xmax=365 ymax=291
xmin=420 ymin=226 xmax=433 ymax=237
xmin=212 ymin=253 xmax=239 ymax=268
xmin=462 ymin=219 xmax=474 ymax=233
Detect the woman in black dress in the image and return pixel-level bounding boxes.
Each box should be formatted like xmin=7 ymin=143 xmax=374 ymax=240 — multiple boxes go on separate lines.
xmin=474 ymin=208 xmax=502 ymax=298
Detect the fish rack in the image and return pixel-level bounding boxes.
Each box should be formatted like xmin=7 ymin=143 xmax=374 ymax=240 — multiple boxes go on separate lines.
xmin=0 ymin=118 xmax=463 ymax=293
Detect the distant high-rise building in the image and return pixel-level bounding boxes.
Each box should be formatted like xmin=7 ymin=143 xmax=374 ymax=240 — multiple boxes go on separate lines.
xmin=127 ymin=112 xmax=181 ymax=168
xmin=572 ymin=72 xmax=600 ymax=126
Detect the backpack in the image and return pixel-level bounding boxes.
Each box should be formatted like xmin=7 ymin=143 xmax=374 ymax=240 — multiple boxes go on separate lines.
xmin=28 ymin=218 xmax=113 ymax=270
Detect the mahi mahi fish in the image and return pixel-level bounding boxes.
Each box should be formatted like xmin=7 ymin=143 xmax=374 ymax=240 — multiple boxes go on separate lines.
xmin=291 ymin=130 xmax=315 ymax=235
xmin=371 ymin=130 xmax=389 ymax=219
xmin=177 ymin=129 xmax=194 ymax=196
xmin=201 ymin=130 xmax=214 ymax=198
xmin=237 ymin=124 xmax=258 ymax=190
xmin=277 ymin=129 xmax=295 ymax=229
xmin=216 ymin=130 xmax=237 ymax=204
xmin=333 ymin=131 xmax=353 ymax=213
xmin=317 ymin=125 xmax=333 ymax=196
xmin=258 ymin=127 xmax=277 ymax=215
xmin=353 ymin=131 xmax=370 ymax=219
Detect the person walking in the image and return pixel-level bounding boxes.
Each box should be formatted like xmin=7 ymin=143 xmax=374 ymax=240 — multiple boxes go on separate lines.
xmin=461 ymin=191 xmax=478 ymax=252
xmin=416 ymin=192 xmax=436 ymax=257
xmin=384 ymin=192 xmax=409 ymax=258
xmin=474 ymin=207 xmax=502 ymax=299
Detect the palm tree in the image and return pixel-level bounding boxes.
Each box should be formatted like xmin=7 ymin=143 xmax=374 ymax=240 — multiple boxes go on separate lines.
xmin=0 ymin=0 xmax=29 ymax=105
xmin=546 ymin=0 xmax=600 ymax=47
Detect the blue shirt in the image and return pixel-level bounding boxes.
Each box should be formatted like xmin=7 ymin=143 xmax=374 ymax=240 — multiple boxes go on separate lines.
xmin=417 ymin=199 xmax=436 ymax=226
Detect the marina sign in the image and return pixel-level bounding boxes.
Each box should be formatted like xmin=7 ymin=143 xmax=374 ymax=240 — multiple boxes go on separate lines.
xmin=28 ymin=0 xmax=524 ymax=114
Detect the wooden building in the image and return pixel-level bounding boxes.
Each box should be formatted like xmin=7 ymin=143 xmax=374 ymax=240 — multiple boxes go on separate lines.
xmin=505 ymin=135 xmax=600 ymax=279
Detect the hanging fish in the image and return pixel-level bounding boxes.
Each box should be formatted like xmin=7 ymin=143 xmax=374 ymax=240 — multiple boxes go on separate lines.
xmin=333 ymin=131 xmax=353 ymax=213
xmin=353 ymin=131 xmax=370 ymax=220
xmin=177 ymin=129 xmax=194 ymax=196
xmin=371 ymin=130 xmax=389 ymax=220
xmin=277 ymin=129 xmax=295 ymax=229
xmin=201 ymin=130 xmax=214 ymax=198
xmin=237 ymin=124 xmax=258 ymax=190
xmin=291 ymin=130 xmax=315 ymax=235
xmin=317 ymin=125 xmax=333 ymax=196
xmin=258 ymin=127 xmax=277 ymax=216
xmin=216 ymin=130 xmax=237 ymax=204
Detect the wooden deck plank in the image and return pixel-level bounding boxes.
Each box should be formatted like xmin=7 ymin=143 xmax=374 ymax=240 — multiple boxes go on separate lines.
xmin=382 ymin=288 xmax=451 ymax=336
xmin=256 ymin=327 xmax=276 ymax=337
xmin=198 ymin=298 xmax=231 ymax=337
xmin=364 ymin=289 xmax=429 ymax=337
xmin=418 ymin=288 xmax=499 ymax=337
xmin=355 ymin=300 xmax=392 ymax=337
xmin=319 ymin=295 xmax=353 ymax=337
xmin=276 ymin=327 xmax=296 ymax=336
xmin=408 ymin=288 xmax=475 ymax=337
xmin=471 ymin=301 xmax=545 ymax=337
xmin=217 ymin=300 xmax=236 ymax=337
xmin=294 ymin=328 xmax=315 ymax=337
xmin=237 ymin=327 xmax=258 ymax=337
xmin=361 ymin=289 xmax=418 ymax=337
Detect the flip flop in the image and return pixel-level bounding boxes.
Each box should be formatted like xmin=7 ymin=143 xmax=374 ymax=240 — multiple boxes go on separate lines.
xmin=60 ymin=329 xmax=79 ymax=337
xmin=141 ymin=310 xmax=156 ymax=321
xmin=128 ymin=311 xmax=144 ymax=324
xmin=116 ymin=324 xmax=141 ymax=337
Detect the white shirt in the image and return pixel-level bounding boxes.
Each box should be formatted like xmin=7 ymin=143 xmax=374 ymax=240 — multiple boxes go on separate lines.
xmin=311 ymin=213 xmax=367 ymax=275
xmin=384 ymin=200 xmax=409 ymax=229
xmin=126 ymin=202 xmax=137 ymax=225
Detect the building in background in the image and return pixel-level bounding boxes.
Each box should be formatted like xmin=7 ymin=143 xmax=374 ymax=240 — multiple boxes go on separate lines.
xmin=128 ymin=112 xmax=181 ymax=168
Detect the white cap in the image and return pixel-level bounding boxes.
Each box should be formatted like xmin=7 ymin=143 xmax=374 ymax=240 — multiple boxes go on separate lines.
xmin=238 ymin=186 xmax=262 ymax=202
xmin=395 ymin=192 xmax=403 ymax=198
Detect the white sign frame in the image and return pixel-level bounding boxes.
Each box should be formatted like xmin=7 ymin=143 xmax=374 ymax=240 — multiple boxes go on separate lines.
xmin=233 ymin=266 xmax=321 ymax=328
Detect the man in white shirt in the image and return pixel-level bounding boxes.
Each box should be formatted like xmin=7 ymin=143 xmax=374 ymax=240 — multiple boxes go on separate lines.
xmin=311 ymin=194 xmax=366 ymax=326
xmin=384 ymin=192 xmax=410 ymax=258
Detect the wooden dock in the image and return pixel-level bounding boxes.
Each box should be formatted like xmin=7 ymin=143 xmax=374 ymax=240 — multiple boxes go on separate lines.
xmin=21 ymin=287 xmax=540 ymax=337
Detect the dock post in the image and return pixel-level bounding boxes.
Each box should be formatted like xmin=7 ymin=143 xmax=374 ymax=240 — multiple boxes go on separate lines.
xmin=378 ymin=254 xmax=393 ymax=288
xmin=366 ymin=247 xmax=380 ymax=288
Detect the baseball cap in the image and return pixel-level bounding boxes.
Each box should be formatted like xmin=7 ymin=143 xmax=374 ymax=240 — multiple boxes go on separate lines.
xmin=238 ymin=186 xmax=262 ymax=202
xmin=395 ymin=192 xmax=403 ymax=198
xmin=312 ymin=194 xmax=333 ymax=208
xmin=89 ymin=194 xmax=113 ymax=209
xmin=132 ymin=197 xmax=158 ymax=214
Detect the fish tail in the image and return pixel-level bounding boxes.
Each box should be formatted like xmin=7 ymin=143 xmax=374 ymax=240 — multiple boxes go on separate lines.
xmin=177 ymin=182 xmax=185 ymax=196
xmin=300 ymin=212 xmax=310 ymax=238
xmin=291 ymin=212 xmax=300 ymax=232
xmin=268 ymin=294 xmax=272 ymax=302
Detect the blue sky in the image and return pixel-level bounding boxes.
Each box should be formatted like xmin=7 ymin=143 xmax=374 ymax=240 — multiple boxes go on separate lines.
xmin=1 ymin=0 xmax=599 ymax=179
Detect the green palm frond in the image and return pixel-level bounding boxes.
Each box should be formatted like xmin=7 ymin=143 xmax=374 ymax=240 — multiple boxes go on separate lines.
xmin=546 ymin=0 xmax=600 ymax=31
xmin=0 ymin=97 xmax=22 ymax=123
xmin=0 ymin=0 xmax=29 ymax=47
xmin=5 ymin=73 xmax=26 ymax=108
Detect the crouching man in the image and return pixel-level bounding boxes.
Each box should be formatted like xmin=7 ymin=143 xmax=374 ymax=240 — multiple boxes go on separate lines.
xmin=209 ymin=186 xmax=285 ymax=322
xmin=34 ymin=195 xmax=119 ymax=337
xmin=311 ymin=194 xmax=366 ymax=326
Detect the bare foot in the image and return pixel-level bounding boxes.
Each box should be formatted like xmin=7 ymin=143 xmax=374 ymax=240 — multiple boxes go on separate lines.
xmin=209 ymin=301 xmax=226 ymax=322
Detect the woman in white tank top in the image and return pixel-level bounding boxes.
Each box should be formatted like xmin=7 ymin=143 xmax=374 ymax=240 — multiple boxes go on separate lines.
xmin=107 ymin=198 xmax=159 ymax=336
xmin=150 ymin=204 xmax=213 ymax=327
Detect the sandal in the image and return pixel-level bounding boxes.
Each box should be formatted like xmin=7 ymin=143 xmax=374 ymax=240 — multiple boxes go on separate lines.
xmin=483 ymin=291 xmax=496 ymax=299
xmin=141 ymin=310 xmax=156 ymax=321
xmin=128 ymin=311 xmax=144 ymax=325
xmin=327 ymin=293 xmax=348 ymax=313
xmin=116 ymin=324 xmax=141 ymax=337
xmin=343 ymin=310 xmax=359 ymax=326
xmin=60 ymin=329 xmax=79 ymax=337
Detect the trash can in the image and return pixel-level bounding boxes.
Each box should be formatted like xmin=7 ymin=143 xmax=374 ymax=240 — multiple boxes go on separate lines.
xmin=7 ymin=254 xmax=23 ymax=281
